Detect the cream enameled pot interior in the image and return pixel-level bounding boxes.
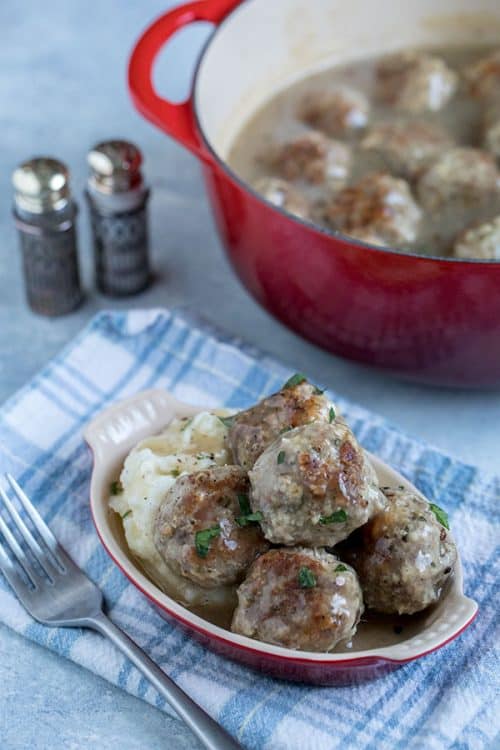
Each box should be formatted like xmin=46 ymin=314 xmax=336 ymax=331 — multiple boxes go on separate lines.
xmin=194 ymin=0 xmax=500 ymax=160
xmin=85 ymin=389 xmax=477 ymax=664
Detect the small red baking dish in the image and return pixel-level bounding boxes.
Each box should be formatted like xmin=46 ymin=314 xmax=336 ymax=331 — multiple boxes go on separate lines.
xmin=85 ymin=389 xmax=478 ymax=686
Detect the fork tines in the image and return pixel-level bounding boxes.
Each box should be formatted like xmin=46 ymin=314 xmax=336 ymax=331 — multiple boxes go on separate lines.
xmin=0 ymin=474 xmax=65 ymax=588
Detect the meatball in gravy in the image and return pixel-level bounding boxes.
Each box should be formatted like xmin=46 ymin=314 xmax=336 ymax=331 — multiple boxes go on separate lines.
xmin=417 ymin=147 xmax=500 ymax=213
xmin=249 ymin=420 xmax=385 ymax=547
xmin=154 ymin=466 xmax=268 ymax=588
xmin=327 ymin=172 xmax=422 ymax=245
xmin=464 ymin=48 xmax=500 ymax=101
xmin=361 ymin=120 xmax=454 ymax=181
xmin=231 ymin=548 xmax=364 ymax=652
xmin=345 ymin=488 xmax=457 ymax=615
xmin=253 ymin=177 xmax=310 ymax=220
xmin=271 ymin=131 xmax=352 ymax=191
xmin=453 ymin=216 xmax=500 ymax=260
xmin=228 ymin=377 xmax=333 ymax=471
xmin=299 ymin=85 xmax=370 ymax=138
xmin=376 ymin=51 xmax=458 ymax=112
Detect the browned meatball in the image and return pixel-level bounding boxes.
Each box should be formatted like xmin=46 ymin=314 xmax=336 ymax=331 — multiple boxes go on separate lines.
xmin=453 ymin=216 xmax=500 ymax=260
xmin=231 ymin=547 xmax=364 ymax=651
xmin=253 ymin=177 xmax=310 ymax=220
xmin=154 ymin=466 xmax=268 ymax=588
xmin=249 ymin=420 xmax=385 ymax=547
xmin=418 ymin=148 xmax=500 ymax=212
xmin=361 ymin=120 xmax=454 ymax=181
xmin=299 ymin=85 xmax=370 ymax=138
xmin=376 ymin=51 xmax=458 ymax=112
xmin=464 ymin=48 xmax=500 ymax=101
xmin=327 ymin=172 xmax=422 ymax=245
xmin=228 ymin=377 xmax=333 ymax=471
xmin=345 ymin=488 xmax=457 ymax=615
xmin=271 ymin=130 xmax=352 ymax=191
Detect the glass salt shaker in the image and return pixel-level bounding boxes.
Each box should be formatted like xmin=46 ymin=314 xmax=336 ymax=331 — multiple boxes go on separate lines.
xmin=86 ymin=140 xmax=151 ymax=297
xmin=12 ymin=157 xmax=83 ymax=317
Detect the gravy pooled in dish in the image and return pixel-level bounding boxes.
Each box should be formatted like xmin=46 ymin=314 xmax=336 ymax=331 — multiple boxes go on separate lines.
xmin=111 ymin=377 xmax=457 ymax=652
xmin=228 ymin=45 xmax=500 ymax=259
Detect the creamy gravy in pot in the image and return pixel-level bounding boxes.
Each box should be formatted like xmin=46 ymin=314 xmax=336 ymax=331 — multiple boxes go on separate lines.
xmin=228 ymin=45 xmax=500 ymax=258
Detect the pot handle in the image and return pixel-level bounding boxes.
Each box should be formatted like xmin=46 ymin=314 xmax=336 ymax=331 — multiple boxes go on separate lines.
xmin=128 ymin=0 xmax=241 ymax=160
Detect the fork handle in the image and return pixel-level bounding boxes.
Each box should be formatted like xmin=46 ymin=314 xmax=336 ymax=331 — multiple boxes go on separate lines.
xmin=86 ymin=612 xmax=241 ymax=750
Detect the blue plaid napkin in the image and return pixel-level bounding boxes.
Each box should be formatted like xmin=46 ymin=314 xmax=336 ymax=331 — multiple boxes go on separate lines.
xmin=0 ymin=308 xmax=498 ymax=750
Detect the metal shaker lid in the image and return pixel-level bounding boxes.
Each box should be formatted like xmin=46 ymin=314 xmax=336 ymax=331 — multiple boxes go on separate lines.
xmin=87 ymin=140 xmax=143 ymax=194
xmin=12 ymin=157 xmax=71 ymax=213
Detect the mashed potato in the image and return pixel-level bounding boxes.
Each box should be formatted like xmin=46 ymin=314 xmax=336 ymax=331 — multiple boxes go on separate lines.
xmin=110 ymin=410 xmax=235 ymax=609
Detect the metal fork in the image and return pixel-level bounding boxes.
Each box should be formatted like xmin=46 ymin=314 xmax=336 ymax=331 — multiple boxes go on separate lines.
xmin=0 ymin=474 xmax=240 ymax=750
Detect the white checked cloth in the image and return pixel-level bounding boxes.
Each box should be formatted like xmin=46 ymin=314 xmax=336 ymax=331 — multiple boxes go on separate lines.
xmin=0 ymin=308 xmax=498 ymax=750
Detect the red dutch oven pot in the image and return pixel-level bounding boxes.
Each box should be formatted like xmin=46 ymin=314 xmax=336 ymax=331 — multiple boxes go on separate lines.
xmin=129 ymin=0 xmax=500 ymax=388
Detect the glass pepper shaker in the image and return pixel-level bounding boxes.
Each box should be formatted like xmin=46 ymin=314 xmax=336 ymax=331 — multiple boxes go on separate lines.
xmin=86 ymin=140 xmax=151 ymax=297
xmin=12 ymin=157 xmax=83 ymax=317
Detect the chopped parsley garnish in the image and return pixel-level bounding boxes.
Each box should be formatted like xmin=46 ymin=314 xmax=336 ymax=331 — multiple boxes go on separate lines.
xmin=121 ymin=510 xmax=132 ymax=520
xmin=279 ymin=426 xmax=292 ymax=434
xmin=328 ymin=407 xmax=336 ymax=423
xmin=313 ymin=385 xmax=324 ymax=395
xmin=236 ymin=511 xmax=263 ymax=527
xmin=429 ymin=503 xmax=449 ymax=530
xmin=217 ymin=415 xmax=236 ymax=429
xmin=170 ymin=469 xmax=180 ymax=478
xmin=195 ymin=526 xmax=221 ymax=558
xmin=298 ymin=567 xmax=316 ymax=589
xmin=320 ymin=509 xmax=347 ymax=524
xmin=283 ymin=373 xmax=306 ymax=389
xmin=236 ymin=493 xmax=262 ymax=526
xmin=277 ymin=451 xmax=286 ymax=465
xmin=335 ymin=563 xmax=348 ymax=572
xmin=237 ymin=493 xmax=252 ymax=515
xmin=110 ymin=480 xmax=123 ymax=495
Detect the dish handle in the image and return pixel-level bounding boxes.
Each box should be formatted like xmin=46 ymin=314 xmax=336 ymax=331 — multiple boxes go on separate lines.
xmin=83 ymin=388 xmax=198 ymax=463
xmin=128 ymin=0 xmax=241 ymax=160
